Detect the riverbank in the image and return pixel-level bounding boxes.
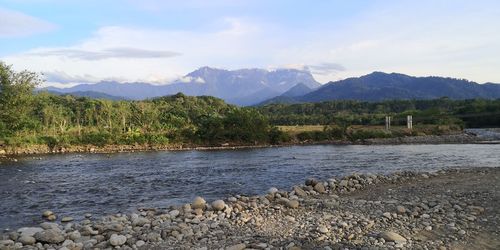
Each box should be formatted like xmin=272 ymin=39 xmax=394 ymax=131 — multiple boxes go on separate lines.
xmin=1 ymin=167 xmax=498 ymax=249
xmin=0 ymin=132 xmax=490 ymax=158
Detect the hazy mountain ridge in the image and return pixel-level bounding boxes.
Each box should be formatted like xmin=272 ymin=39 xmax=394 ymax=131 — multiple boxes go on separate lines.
xmin=259 ymin=72 xmax=500 ymax=105
xmin=42 ymin=90 xmax=127 ymax=100
xmin=43 ymin=67 xmax=321 ymax=105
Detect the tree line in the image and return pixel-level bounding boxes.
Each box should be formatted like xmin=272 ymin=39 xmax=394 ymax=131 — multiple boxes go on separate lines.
xmin=255 ymin=98 xmax=500 ymax=128
xmin=0 ymin=62 xmax=285 ymax=148
xmin=2 ymin=61 xmax=499 ymax=149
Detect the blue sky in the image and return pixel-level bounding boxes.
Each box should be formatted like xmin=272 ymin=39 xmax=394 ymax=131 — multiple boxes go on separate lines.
xmin=1 ymin=0 xmax=499 ymax=86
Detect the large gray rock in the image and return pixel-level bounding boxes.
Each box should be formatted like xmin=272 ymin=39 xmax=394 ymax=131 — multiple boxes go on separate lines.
xmin=109 ymin=234 xmax=127 ymax=246
xmin=34 ymin=229 xmax=65 ymax=244
xmin=379 ymin=231 xmax=407 ymax=242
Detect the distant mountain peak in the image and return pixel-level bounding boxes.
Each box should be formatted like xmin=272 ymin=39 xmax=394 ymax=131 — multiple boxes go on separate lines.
xmin=259 ymin=71 xmax=500 ymax=105
xmin=41 ymin=66 xmax=321 ymax=106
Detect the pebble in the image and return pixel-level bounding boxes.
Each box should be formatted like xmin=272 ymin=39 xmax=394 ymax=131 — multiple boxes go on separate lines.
xmin=226 ymin=243 xmax=246 ymax=250
xmin=396 ymin=205 xmax=406 ymax=213
xmin=268 ymin=187 xmax=278 ymax=194
xmin=109 ymin=234 xmax=127 ymax=246
xmin=17 ymin=227 xmax=43 ymax=237
xmin=317 ymin=225 xmax=329 ymax=234
xmin=314 ymin=183 xmax=326 ymax=193
xmin=379 ymin=231 xmax=407 ymax=243
xmin=192 ymin=196 xmax=207 ymax=209
xmin=287 ymin=200 xmax=300 ymax=209
xmin=18 ymin=235 xmax=36 ymax=245
xmin=212 ymin=200 xmax=226 ymax=211
xmin=34 ymin=229 xmax=65 ymax=244
xmin=61 ymin=216 xmax=74 ymax=223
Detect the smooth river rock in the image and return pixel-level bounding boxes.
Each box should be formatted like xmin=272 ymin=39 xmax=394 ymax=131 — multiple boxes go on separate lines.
xmin=379 ymin=231 xmax=407 ymax=242
xmin=192 ymin=196 xmax=207 ymax=209
xmin=17 ymin=227 xmax=43 ymax=237
xmin=287 ymin=200 xmax=300 ymax=209
xmin=314 ymin=183 xmax=326 ymax=193
xmin=109 ymin=234 xmax=127 ymax=246
xmin=212 ymin=200 xmax=226 ymax=211
xmin=18 ymin=235 xmax=36 ymax=245
xmin=34 ymin=229 xmax=65 ymax=244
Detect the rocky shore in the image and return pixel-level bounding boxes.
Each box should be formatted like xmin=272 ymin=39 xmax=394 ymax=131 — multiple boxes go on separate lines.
xmin=1 ymin=167 xmax=499 ymax=250
xmin=0 ymin=132 xmax=489 ymax=158
xmin=363 ymin=133 xmax=480 ymax=145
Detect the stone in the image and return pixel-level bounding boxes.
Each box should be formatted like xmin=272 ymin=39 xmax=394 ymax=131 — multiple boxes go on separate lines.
xmin=169 ymin=209 xmax=180 ymax=218
xmin=136 ymin=240 xmax=145 ymax=247
xmin=68 ymin=231 xmax=81 ymax=241
xmin=396 ymin=206 xmax=406 ymax=213
xmin=47 ymin=214 xmax=57 ymax=221
xmin=0 ymin=240 xmax=14 ymax=247
xmin=268 ymin=187 xmax=278 ymax=194
xmin=18 ymin=235 xmax=36 ymax=245
xmin=61 ymin=216 xmax=74 ymax=223
xmin=383 ymin=212 xmax=392 ymax=219
xmin=109 ymin=234 xmax=127 ymax=246
xmin=34 ymin=229 xmax=65 ymax=244
xmin=339 ymin=180 xmax=349 ymax=187
xmin=379 ymin=231 xmax=407 ymax=242
xmin=42 ymin=210 xmax=54 ymax=217
xmin=147 ymin=232 xmax=161 ymax=242
xmin=39 ymin=222 xmax=59 ymax=230
xmin=293 ymin=186 xmax=307 ymax=197
xmin=317 ymin=225 xmax=329 ymax=234
xmin=192 ymin=196 xmax=207 ymax=209
xmin=212 ymin=200 xmax=226 ymax=211
xmin=17 ymin=227 xmax=43 ymax=237
xmin=226 ymin=243 xmax=246 ymax=250
xmin=132 ymin=217 xmax=150 ymax=227
xmin=287 ymin=200 xmax=300 ymax=209
xmin=314 ymin=183 xmax=326 ymax=193
xmin=105 ymin=223 xmax=124 ymax=232
xmin=305 ymin=178 xmax=318 ymax=186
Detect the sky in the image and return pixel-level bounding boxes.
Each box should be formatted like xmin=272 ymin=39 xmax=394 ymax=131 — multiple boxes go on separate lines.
xmin=1 ymin=0 xmax=499 ymax=87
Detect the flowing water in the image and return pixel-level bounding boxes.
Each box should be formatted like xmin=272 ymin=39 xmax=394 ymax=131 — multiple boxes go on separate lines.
xmin=1 ymin=144 xmax=499 ymax=230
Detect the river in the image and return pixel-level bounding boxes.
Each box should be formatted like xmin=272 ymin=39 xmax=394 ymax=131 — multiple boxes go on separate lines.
xmin=1 ymin=144 xmax=499 ymax=230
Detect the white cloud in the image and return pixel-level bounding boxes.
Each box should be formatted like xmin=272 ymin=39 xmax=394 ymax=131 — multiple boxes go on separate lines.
xmin=178 ymin=76 xmax=205 ymax=84
xmin=27 ymin=47 xmax=181 ymax=60
xmin=42 ymin=70 xmax=100 ymax=83
xmin=0 ymin=7 xmax=56 ymax=37
xmin=3 ymin=1 xmax=500 ymax=85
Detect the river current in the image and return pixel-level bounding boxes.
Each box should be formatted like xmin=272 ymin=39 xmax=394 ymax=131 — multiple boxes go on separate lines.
xmin=1 ymin=144 xmax=499 ymax=230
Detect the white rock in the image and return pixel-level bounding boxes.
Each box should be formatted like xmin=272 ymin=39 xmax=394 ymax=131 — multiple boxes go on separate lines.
xmin=212 ymin=200 xmax=226 ymax=211
xmin=109 ymin=234 xmax=127 ymax=246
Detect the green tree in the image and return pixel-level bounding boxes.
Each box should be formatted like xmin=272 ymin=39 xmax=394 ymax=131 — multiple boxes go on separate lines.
xmin=0 ymin=62 xmax=41 ymax=135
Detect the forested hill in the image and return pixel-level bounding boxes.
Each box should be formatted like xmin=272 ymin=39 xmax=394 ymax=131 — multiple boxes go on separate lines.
xmin=260 ymin=72 xmax=500 ymax=104
xmin=0 ymin=62 xmax=287 ymax=148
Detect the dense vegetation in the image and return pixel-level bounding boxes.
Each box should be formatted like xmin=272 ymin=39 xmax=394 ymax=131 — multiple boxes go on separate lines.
xmin=257 ymin=99 xmax=500 ymax=128
xmin=0 ymin=62 xmax=285 ymax=149
xmin=1 ymin=62 xmax=499 ymax=151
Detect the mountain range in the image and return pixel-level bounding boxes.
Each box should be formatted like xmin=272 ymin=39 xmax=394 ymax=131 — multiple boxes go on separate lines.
xmin=259 ymin=72 xmax=500 ymax=105
xmin=43 ymin=68 xmax=500 ymax=106
xmin=43 ymin=67 xmax=320 ymax=106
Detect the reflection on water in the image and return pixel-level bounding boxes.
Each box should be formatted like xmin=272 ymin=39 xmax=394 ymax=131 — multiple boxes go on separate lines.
xmin=1 ymin=144 xmax=499 ymax=230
